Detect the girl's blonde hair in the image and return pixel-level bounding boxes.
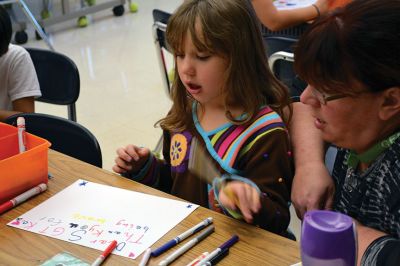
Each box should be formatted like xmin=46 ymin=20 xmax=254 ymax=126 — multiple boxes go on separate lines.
xmin=159 ymin=0 xmax=291 ymax=131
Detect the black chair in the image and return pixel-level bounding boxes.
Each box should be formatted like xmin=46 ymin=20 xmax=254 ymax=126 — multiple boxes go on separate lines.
xmin=152 ymin=9 xmax=172 ymax=98
xmin=266 ymin=36 xmax=306 ymax=100
xmin=264 ymin=36 xmax=297 ymax=57
xmin=151 ymin=9 xmax=173 ymax=153
xmin=261 ymin=22 xmax=308 ymax=41
xmin=26 ymin=48 xmax=80 ymax=122
xmin=5 ymin=113 xmax=102 ymax=168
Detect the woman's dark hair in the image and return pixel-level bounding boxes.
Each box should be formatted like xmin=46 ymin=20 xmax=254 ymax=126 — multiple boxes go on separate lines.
xmin=0 ymin=5 xmax=12 ymax=57
xmin=294 ymin=0 xmax=400 ymax=95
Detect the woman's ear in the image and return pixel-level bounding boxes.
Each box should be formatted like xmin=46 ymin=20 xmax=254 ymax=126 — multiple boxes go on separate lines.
xmin=379 ymin=87 xmax=400 ymax=120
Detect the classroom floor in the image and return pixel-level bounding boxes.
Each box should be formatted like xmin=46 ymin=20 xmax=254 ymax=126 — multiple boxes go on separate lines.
xmin=17 ymin=0 xmax=301 ymax=241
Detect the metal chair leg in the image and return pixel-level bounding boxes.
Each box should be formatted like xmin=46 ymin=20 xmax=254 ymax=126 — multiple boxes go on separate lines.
xmin=16 ymin=0 xmax=55 ymax=51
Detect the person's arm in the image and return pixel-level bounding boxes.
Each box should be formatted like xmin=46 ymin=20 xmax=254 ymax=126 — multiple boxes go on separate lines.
xmin=113 ymin=130 xmax=173 ymax=193
xmin=251 ymin=0 xmax=332 ymax=31
xmin=356 ymin=223 xmax=386 ymax=266
xmin=218 ymin=129 xmax=293 ymax=233
xmin=1 ymin=46 xmax=40 ymax=121
xmin=356 ymin=222 xmax=400 ymax=266
xmin=289 ymin=102 xmax=334 ymax=219
xmin=361 ymin=236 xmax=400 ymax=266
xmin=0 ymin=96 xmax=35 ymax=121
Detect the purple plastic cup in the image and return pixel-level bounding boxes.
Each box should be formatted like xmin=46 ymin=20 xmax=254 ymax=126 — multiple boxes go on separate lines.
xmin=301 ymin=210 xmax=357 ymax=266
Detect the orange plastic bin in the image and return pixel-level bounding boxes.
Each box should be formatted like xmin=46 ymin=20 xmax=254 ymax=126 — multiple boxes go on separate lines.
xmin=0 ymin=122 xmax=51 ymax=205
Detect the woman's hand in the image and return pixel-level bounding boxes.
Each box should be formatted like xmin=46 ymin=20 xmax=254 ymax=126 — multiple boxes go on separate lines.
xmin=219 ymin=181 xmax=261 ymax=223
xmin=112 ymin=144 xmax=150 ymax=175
xmin=291 ymin=161 xmax=335 ymax=219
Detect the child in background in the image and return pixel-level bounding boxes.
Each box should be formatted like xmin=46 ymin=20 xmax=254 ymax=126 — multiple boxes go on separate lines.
xmin=0 ymin=6 xmax=41 ymax=121
xmin=113 ymin=0 xmax=293 ymax=235
xmin=252 ymin=0 xmax=341 ymax=31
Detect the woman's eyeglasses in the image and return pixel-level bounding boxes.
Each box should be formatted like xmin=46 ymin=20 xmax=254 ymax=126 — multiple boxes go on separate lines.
xmin=310 ymin=87 xmax=346 ymax=105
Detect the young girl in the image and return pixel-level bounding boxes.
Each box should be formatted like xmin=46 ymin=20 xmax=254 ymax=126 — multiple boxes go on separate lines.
xmin=113 ymin=0 xmax=293 ymax=235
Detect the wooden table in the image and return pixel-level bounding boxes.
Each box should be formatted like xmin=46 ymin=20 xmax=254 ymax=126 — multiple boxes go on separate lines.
xmin=0 ymin=150 xmax=300 ymax=265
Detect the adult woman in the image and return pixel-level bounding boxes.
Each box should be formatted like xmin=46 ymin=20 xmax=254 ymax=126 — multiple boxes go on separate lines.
xmin=294 ymin=0 xmax=400 ymax=264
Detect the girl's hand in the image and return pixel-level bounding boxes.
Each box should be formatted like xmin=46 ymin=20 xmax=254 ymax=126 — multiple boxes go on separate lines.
xmin=112 ymin=145 xmax=150 ymax=174
xmin=219 ymin=181 xmax=261 ymax=223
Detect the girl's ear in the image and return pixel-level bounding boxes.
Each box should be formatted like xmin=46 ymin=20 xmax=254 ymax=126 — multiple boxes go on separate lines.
xmin=379 ymin=87 xmax=400 ymax=120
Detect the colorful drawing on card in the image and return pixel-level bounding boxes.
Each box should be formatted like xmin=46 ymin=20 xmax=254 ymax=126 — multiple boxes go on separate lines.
xmin=273 ymin=0 xmax=316 ymax=10
xmin=7 ymin=179 xmax=198 ymax=260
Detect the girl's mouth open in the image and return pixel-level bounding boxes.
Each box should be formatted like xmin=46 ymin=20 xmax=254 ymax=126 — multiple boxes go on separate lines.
xmin=187 ymin=82 xmax=201 ymax=94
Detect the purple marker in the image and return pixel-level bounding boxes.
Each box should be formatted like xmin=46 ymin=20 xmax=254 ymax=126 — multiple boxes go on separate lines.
xmin=197 ymin=235 xmax=239 ymax=266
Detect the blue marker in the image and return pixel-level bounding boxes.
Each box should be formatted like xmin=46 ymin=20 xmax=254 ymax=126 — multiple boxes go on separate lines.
xmin=151 ymin=217 xmax=213 ymax=257
xmin=158 ymin=226 xmax=215 ymax=266
xmin=197 ymin=235 xmax=239 ymax=266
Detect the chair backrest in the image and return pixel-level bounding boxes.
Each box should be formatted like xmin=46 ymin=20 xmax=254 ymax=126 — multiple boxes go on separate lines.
xmin=268 ymin=50 xmax=295 ymax=88
xmin=266 ymin=36 xmax=307 ymax=100
xmin=264 ymin=36 xmax=297 ymax=57
xmin=5 ymin=113 xmax=102 ymax=168
xmin=261 ymin=22 xmax=309 ymax=40
xmin=26 ymin=48 xmax=80 ymax=122
xmin=152 ymin=9 xmax=172 ymax=98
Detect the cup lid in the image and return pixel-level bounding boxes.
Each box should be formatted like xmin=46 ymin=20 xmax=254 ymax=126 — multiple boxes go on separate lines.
xmin=304 ymin=210 xmax=353 ymax=233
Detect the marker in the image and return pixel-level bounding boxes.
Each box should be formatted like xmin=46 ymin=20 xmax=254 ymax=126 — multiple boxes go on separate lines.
xmin=152 ymin=217 xmax=213 ymax=257
xmin=0 ymin=183 xmax=47 ymax=214
xmin=158 ymin=225 xmax=215 ymax=266
xmin=197 ymin=235 xmax=239 ymax=266
xmin=91 ymin=240 xmax=117 ymax=266
xmin=185 ymin=252 xmax=209 ymax=266
xmin=205 ymin=248 xmax=229 ymax=266
xmin=17 ymin=117 xmax=26 ymax=153
xmin=139 ymin=248 xmax=152 ymax=266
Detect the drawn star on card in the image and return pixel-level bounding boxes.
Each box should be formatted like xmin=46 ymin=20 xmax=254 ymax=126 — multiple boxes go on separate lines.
xmin=79 ymin=181 xmax=88 ymax=186
xmin=186 ymin=204 xmax=193 ymax=208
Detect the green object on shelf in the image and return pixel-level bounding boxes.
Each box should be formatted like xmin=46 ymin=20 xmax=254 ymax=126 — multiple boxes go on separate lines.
xmin=168 ymin=69 xmax=175 ymax=83
xmin=77 ymin=16 xmax=88 ymax=27
xmin=129 ymin=2 xmax=139 ymax=13
xmin=41 ymin=9 xmax=51 ymax=20
xmin=86 ymin=0 xmax=96 ymax=6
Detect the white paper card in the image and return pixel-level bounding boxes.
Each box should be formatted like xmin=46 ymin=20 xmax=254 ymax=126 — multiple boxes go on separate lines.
xmin=8 ymin=179 xmax=198 ymax=259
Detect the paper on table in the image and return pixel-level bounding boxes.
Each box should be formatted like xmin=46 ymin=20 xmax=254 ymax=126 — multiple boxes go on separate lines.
xmin=8 ymin=179 xmax=198 ymax=260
